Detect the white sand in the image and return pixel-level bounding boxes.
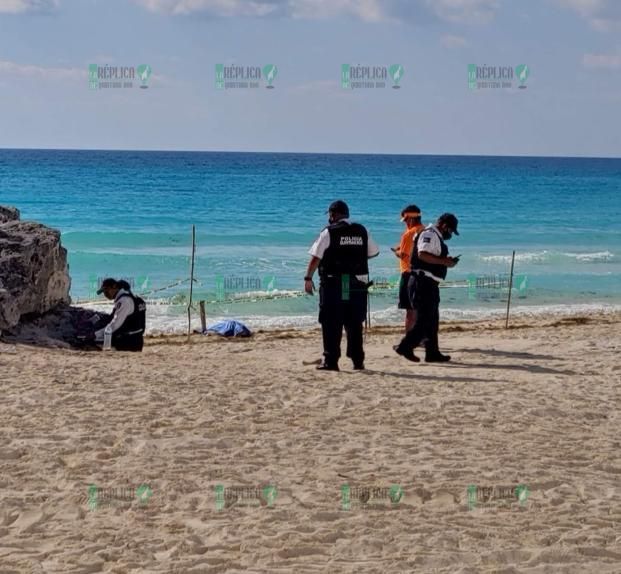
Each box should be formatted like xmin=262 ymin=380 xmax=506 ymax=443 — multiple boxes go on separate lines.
xmin=1 ymin=313 xmax=620 ymax=573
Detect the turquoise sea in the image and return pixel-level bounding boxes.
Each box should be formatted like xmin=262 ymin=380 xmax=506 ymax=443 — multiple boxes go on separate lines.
xmin=1 ymin=149 xmax=619 ymax=332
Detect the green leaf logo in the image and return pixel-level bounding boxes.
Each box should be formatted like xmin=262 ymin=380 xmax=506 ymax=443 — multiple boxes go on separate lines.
xmin=137 ymin=64 xmax=152 ymax=89
xmin=87 ymin=484 xmax=99 ymax=511
xmin=341 ymin=484 xmax=351 ymax=510
xmin=341 ymin=64 xmax=351 ymax=89
xmin=468 ymin=64 xmax=477 ymax=90
xmin=263 ymin=64 xmax=277 ymax=88
xmin=515 ymin=484 xmax=530 ymax=505
xmin=515 ymin=64 xmax=529 ymax=88
xmin=263 ymin=275 xmax=276 ymax=292
xmin=389 ymin=64 xmax=404 ymax=88
xmin=135 ymin=483 xmax=153 ymax=505
xmin=389 ymin=484 xmax=404 ymax=504
xmin=214 ymin=484 xmax=225 ymax=511
xmin=215 ymin=63 xmax=224 ymax=89
xmin=262 ymin=485 xmax=278 ymax=507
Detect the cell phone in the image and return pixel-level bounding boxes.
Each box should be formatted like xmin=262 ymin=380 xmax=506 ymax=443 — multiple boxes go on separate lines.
xmin=453 ymin=254 xmax=462 ymax=259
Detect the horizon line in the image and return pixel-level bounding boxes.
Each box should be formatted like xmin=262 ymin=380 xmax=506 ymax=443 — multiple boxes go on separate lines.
xmin=0 ymin=147 xmax=620 ymax=160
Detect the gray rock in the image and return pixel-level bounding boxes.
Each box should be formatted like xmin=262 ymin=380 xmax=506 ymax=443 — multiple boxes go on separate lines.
xmin=0 ymin=205 xmax=20 ymax=223
xmin=0 ymin=208 xmax=71 ymax=330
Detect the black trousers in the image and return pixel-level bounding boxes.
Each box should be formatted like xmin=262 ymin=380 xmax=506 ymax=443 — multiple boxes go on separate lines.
xmin=399 ymin=273 xmax=440 ymax=354
xmin=112 ymin=333 xmax=144 ymax=352
xmin=318 ymin=277 xmax=367 ymax=366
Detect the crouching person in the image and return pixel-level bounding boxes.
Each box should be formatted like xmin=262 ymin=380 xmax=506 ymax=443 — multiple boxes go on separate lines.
xmin=94 ymin=278 xmax=146 ymax=352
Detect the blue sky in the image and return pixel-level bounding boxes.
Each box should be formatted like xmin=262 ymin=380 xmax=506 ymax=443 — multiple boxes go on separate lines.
xmin=0 ymin=0 xmax=620 ymax=156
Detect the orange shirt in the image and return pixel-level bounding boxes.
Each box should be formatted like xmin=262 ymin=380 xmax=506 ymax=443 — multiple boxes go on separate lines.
xmin=398 ymin=223 xmax=425 ymax=273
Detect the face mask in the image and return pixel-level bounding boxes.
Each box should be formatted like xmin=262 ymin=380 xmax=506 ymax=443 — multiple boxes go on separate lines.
xmin=442 ymin=229 xmax=453 ymax=240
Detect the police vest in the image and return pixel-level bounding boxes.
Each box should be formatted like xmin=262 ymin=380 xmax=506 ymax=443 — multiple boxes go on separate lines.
xmin=116 ymin=293 xmax=146 ymax=337
xmin=318 ymin=221 xmax=369 ymax=279
xmin=410 ymin=228 xmax=449 ymax=280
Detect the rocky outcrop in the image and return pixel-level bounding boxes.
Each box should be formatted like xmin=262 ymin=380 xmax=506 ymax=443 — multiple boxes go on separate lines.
xmin=0 ymin=206 xmax=71 ymax=331
xmin=0 ymin=205 xmax=20 ymax=223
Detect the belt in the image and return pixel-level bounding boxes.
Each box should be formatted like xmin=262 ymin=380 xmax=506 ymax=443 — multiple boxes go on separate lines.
xmin=413 ymin=270 xmax=441 ymax=282
xmin=123 ymin=329 xmax=144 ymax=336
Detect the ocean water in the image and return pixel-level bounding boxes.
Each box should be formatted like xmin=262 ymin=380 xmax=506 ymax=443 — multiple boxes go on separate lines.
xmin=1 ymin=149 xmax=620 ymax=333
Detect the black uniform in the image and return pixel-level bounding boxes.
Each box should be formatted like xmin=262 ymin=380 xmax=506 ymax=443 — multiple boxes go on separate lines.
xmin=317 ymin=221 xmax=370 ymax=368
xmin=112 ymin=293 xmax=147 ymax=352
xmin=398 ymin=227 xmax=449 ymax=356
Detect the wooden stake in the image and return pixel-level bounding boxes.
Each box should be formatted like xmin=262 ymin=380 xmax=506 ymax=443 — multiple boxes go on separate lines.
xmin=199 ymin=300 xmax=206 ymax=333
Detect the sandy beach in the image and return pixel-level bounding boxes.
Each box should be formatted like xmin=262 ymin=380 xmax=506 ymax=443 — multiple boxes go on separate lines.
xmin=1 ymin=312 xmax=620 ymax=573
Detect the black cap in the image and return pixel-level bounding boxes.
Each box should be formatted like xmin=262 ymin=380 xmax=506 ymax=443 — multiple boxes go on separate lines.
xmin=96 ymin=277 xmax=117 ymax=295
xmin=438 ymin=213 xmax=459 ymax=235
xmin=326 ymin=200 xmax=349 ymax=217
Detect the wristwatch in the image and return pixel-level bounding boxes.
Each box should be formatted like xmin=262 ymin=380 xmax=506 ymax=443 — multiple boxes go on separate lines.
xmin=304 ymin=276 xmax=313 ymax=281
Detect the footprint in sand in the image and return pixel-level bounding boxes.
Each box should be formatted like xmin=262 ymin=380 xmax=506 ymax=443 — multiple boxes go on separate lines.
xmin=9 ymin=508 xmax=46 ymax=534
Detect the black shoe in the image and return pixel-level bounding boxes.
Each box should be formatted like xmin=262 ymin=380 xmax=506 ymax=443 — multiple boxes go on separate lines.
xmin=316 ymin=363 xmax=339 ymax=371
xmin=425 ymin=353 xmax=451 ymax=363
xmin=393 ymin=345 xmax=420 ymax=363
xmin=353 ymin=362 xmax=365 ymax=370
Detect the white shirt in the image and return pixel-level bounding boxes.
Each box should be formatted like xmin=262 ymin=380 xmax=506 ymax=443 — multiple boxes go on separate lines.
xmin=309 ymin=219 xmax=380 ymax=282
xmin=94 ymin=289 xmax=135 ymax=341
xmin=415 ymin=225 xmax=446 ymax=282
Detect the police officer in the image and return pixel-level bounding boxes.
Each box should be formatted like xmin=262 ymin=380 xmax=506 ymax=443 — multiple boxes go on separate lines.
xmin=94 ymin=278 xmax=147 ymax=352
xmin=394 ymin=213 xmax=460 ymax=363
xmin=305 ymin=200 xmax=380 ymax=371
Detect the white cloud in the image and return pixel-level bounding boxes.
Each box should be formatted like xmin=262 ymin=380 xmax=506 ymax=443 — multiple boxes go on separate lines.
xmin=133 ymin=0 xmax=499 ymax=23
xmin=425 ymin=0 xmax=498 ymax=24
xmin=582 ymin=51 xmax=621 ymax=69
xmin=0 ymin=60 xmax=83 ymax=80
xmin=135 ymin=0 xmax=284 ymax=17
xmin=440 ymin=34 xmax=468 ymax=48
xmin=289 ymin=0 xmax=384 ymax=22
xmin=556 ymin=0 xmax=621 ymax=31
xmin=0 ymin=0 xmax=58 ymax=13
xmin=135 ymin=0 xmax=386 ymax=20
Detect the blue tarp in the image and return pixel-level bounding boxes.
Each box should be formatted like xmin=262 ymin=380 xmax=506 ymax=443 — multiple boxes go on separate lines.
xmin=205 ymin=320 xmax=252 ymax=338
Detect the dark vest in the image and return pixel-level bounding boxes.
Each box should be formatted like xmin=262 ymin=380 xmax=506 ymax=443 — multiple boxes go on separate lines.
xmin=116 ymin=293 xmax=146 ymax=337
xmin=410 ymin=227 xmax=449 ymax=280
xmin=318 ymin=221 xmax=369 ymax=279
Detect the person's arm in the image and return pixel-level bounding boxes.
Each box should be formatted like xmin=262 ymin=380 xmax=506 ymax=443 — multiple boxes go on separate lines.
xmin=417 ymin=231 xmax=457 ymax=268
xmin=304 ymin=256 xmax=321 ymax=294
xmin=305 ymin=229 xmax=329 ymax=294
xmin=94 ymin=296 xmax=134 ymax=339
xmin=367 ymin=233 xmax=380 ymax=259
xmin=419 ymin=251 xmax=457 ymax=267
